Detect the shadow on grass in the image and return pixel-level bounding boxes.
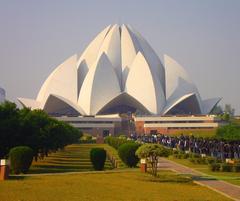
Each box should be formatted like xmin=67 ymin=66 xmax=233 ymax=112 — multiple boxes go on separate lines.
xmin=191 ymin=175 xmax=217 ymax=181
xmin=28 ymin=168 xmax=91 ymax=174
xmin=141 ymin=172 xmax=193 ymax=183
xmin=29 ymin=164 xmax=113 ymax=174
xmin=32 ymin=164 xmax=92 ymax=170
xmin=48 ymin=158 xmax=90 ymax=163
xmin=46 ymin=155 xmax=89 ymax=159
xmin=8 ymin=175 xmax=26 ymax=180
xmin=38 ymin=161 xmax=91 ymax=166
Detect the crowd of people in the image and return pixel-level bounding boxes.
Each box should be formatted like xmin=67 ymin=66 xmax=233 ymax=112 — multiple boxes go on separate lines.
xmin=130 ymin=134 xmax=240 ymax=160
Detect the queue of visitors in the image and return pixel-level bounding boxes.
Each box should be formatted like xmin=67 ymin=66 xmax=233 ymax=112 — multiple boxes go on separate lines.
xmin=130 ymin=134 xmax=240 ymax=160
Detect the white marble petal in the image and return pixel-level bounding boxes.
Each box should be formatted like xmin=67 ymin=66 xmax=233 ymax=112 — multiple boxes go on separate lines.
xmin=78 ymin=53 xmax=121 ymax=115
xmin=125 ymin=52 xmax=165 ymax=114
xmin=37 ymin=54 xmax=78 ymax=108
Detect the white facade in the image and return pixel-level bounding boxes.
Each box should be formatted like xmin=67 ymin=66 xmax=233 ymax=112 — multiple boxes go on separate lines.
xmin=0 ymin=87 xmax=6 ymax=103
xmin=18 ymin=24 xmax=221 ymax=116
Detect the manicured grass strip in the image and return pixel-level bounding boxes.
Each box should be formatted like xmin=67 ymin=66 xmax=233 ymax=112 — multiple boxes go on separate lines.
xmin=169 ymin=156 xmax=240 ymax=186
xmin=0 ymin=171 xmax=231 ymax=201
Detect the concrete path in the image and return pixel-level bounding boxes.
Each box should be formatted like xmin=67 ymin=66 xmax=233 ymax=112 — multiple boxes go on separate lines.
xmin=158 ymin=158 xmax=240 ymax=201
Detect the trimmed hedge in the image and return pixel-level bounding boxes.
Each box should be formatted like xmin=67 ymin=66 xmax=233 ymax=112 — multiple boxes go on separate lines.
xmin=79 ymin=139 xmax=96 ymax=144
xmin=118 ymin=143 xmax=140 ymax=167
xmin=209 ymin=163 xmax=221 ymax=171
xmin=171 ymin=149 xmax=240 ymax=173
xmin=233 ymin=164 xmax=240 ymax=172
xmin=90 ymin=148 xmax=106 ymax=170
xmin=221 ymin=163 xmax=233 ymax=172
xmin=209 ymin=163 xmax=240 ymax=172
xmin=105 ymin=136 xmax=128 ymax=150
xmin=9 ymin=146 xmax=34 ymax=174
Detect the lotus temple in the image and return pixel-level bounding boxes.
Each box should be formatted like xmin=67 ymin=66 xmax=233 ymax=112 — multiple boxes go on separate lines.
xmin=18 ymin=24 xmax=223 ymax=136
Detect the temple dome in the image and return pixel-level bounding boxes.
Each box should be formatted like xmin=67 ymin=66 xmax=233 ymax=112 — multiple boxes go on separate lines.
xmin=18 ymin=24 xmax=221 ymax=116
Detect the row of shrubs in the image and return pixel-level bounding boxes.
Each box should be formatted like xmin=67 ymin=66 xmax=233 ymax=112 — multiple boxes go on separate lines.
xmin=172 ymin=150 xmax=240 ymax=172
xmin=90 ymin=143 xmax=140 ymax=170
xmin=79 ymin=134 xmax=96 ymax=144
xmin=104 ymin=136 xmax=129 ymax=149
xmin=210 ymin=163 xmax=240 ymax=172
xmin=0 ymin=102 xmax=82 ymax=160
xmin=105 ymin=136 xmax=140 ymax=167
xmin=173 ymin=150 xmax=218 ymax=164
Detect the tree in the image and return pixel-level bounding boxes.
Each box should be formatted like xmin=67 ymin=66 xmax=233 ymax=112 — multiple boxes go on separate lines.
xmin=0 ymin=101 xmax=82 ymax=160
xmin=224 ymin=104 xmax=235 ymax=117
xmin=216 ymin=123 xmax=240 ymax=140
xmin=0 ymin=101 xmax=20 ymax=158
xmin=136 ymin=144 xmax=171 ymax=177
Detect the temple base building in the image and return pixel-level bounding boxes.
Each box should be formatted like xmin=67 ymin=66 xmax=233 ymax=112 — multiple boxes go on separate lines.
xmin=56 ymin=114 xmax=122 ymax=137
xmin=134 ymin=115 xmax=225 ymax=135
xmin=54 ymin=114 xmax=224 ymax=136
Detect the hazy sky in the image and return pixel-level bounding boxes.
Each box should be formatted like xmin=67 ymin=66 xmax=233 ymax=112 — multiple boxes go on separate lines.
xmin=0 ymin=0 xmax=239 ymax=114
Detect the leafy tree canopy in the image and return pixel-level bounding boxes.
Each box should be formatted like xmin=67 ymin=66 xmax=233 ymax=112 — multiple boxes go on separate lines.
xmin=0 ymin=101 xmax=82 ymax=159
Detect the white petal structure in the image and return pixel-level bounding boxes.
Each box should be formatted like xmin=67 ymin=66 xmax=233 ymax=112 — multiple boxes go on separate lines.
xmin=0 ymin=87 xmax=6 ymax=103
xmin=202 ymin=98 xmax=222 ymax=114
xmin=18 ymin=24 xmax=221 ymax=116
xmin=37 ymin=54 xmax=78 ymax=106
xmin=164 ymin=54 xmax=203 ymax=115
xmin=18 ymin=98 xmax=41 ymax=110
xmin=125 ymin=52 xmax=165 ymax=114
xmin=77 ymin=25 xmax=112 ymax=95
xmin=78 ymin=53 xmax=121 ymax=115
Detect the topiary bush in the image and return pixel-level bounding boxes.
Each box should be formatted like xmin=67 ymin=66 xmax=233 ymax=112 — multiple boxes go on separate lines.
xmin=206 ymin=157 xmax=215 ymax=164
xmin=191 ymin=153 xmax=201 ymax=158
xmin=209 ymin=163 xmax=221 ymax=171
xmin=118 ymin=142 xmax=140 ymax=167
xmin=183 ymin=153 xmax=190 ymax=159
xmin=221 ymin=163 xmax=233 ymax=172
xmin=189 ymin=158 xmax=195 ymax=163
xmin=90 ymin=148 xmax=106 ymax=170
xmin=9 ymin=146 xmax=34 ymax=174
xmin=233 ymin=164 xmax=240 ymax=172
xmin=105 ymin=136 xmax=129 ymax=150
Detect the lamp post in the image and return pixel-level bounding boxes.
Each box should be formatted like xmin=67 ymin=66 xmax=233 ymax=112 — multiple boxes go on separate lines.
xmin=140 ymin=158 xmax=147 ymax=173
xmin=0 ymin=159 xmax=10 ymax=180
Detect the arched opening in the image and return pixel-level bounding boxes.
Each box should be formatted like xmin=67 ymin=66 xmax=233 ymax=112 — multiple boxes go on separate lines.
xmin=165 ymin=94 xmax=201 ymax=115
xmin=97 ymin=93 xmax=150 ymax=115
xmin=44 ymin=95 xmax=81 ymax=116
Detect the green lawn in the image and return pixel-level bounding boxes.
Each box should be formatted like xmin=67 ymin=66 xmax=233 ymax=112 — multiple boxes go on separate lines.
xmin=169 ymin=156 xmax=240 ymax=186
xmin=29 ymin=144 xmax=115 ymax=173
xmin=1 ymin=143 xmax=234 ymax=201
xmin=0 ymin=170 xmax=232 ymax=201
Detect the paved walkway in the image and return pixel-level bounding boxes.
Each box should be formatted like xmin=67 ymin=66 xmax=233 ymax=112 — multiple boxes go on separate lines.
xmin=158 ymin=158 xmax=240 ymax=201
